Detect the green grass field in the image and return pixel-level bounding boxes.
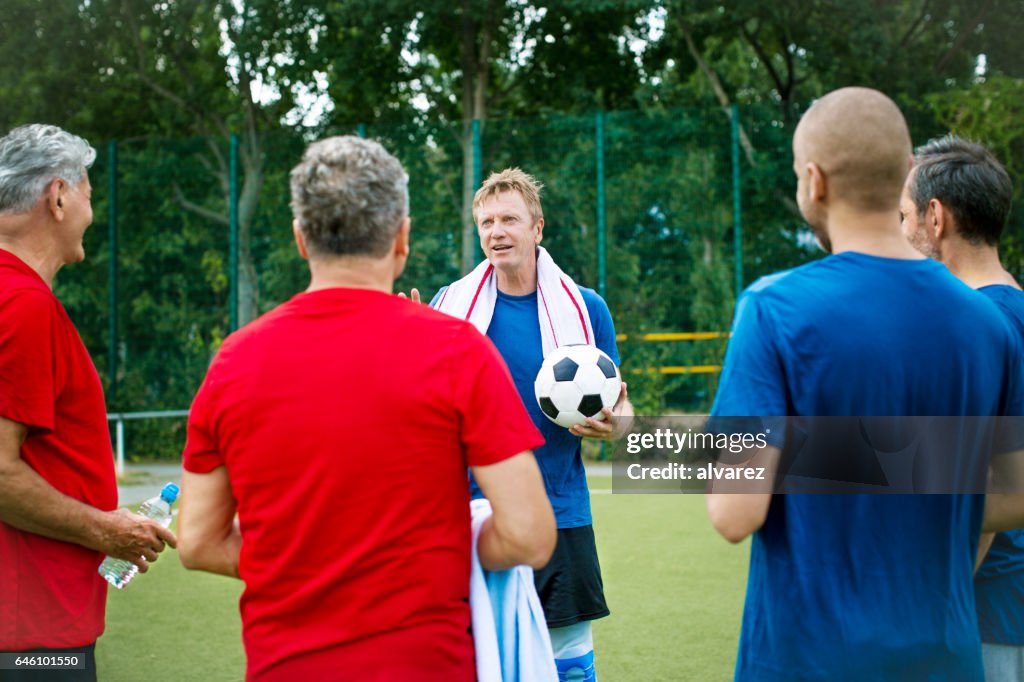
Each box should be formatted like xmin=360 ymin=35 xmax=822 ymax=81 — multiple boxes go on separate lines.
xmin=96 ymin=477 xmax=748 ymax=681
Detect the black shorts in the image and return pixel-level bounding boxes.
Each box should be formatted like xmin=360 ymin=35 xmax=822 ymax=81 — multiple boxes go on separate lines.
xmin=533 ymin=525 xmax=609 ymax=628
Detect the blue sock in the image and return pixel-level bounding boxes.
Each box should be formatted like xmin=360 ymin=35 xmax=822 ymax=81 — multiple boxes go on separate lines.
xmin=550 ymin=621 xmax=596 ymax=682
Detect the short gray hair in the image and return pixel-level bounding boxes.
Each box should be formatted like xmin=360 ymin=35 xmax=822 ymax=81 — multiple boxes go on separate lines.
xmin=911 ymin=135 xmax=1013 ymax=246
xmin=0 ymin=124 xmax=96 ymax=213
xmin=289 ymin=136 xmax=409 ymax=258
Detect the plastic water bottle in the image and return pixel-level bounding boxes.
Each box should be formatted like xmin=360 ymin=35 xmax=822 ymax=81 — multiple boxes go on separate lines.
xmin=98 ymin=482 xmax=179 ymax=589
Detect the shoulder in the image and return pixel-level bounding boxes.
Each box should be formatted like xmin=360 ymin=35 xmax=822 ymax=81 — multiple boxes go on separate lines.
xmin=0 ymin=286 xmax=59 ymax=321
xmin=392 ymin=295 xmax=496 ymax=356
xmin=215 ymin=298 xmax=294 ymax=355
xmin=578 ymin=286 xmax=612 ymax=319
xmin=742 ymin=261 xmax=822 ymax=298
xmin=429 ymin=286 xmax=449 ymax=307
xmin=980 ymin=285 xmax=1024 ymax=315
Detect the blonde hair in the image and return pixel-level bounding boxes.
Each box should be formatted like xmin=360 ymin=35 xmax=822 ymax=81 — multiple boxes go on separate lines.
xmin=473 ymin=167 xmax=544 ymax=222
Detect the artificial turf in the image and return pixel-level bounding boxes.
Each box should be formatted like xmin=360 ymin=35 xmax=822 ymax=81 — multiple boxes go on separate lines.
xmin=95 ymin=478 xmax=748 ymax=681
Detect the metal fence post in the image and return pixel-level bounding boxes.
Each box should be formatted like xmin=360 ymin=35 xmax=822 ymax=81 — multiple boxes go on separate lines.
xmin=596 ymin=112 xmax=609 ymax=461
xmin=107 ymin=141 xmax=118 ymax=401
xmin=115 ymin=416 xmax=125 ymax=478
xmin=357 ymin=123 xmax=367 ymax=138
xmin=472 ymin=119 xmax=483 ymax=262
xmin=730 ymin=104 xmax=744 ymax=296
xmin=229 ymin=134 xmax=239 ymax=331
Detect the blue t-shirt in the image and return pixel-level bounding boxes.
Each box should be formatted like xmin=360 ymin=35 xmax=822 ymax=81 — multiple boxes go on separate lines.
xmin=432 ymin=286 xmax=619 ymax=528
xmin=711 ymin=252 xmax=1024 ymax=681
xmin=975 ymin=284 xmax=1024 ymax=645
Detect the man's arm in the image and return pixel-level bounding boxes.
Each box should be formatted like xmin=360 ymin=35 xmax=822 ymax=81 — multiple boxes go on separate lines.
xmin=706 ymin=444 xmax=781 ymax=543
xmin=178 ymin=466 xmax=242 ymax=578
xmin=0 ymin=416 xmax=176 ymax=569
xmin=976 ymin=532 xmax=995 ymax=573
xmin=471 ymin=450 xmax=556 ymax=571
xmin=983 ymin=448 xmax=1024 ymax=532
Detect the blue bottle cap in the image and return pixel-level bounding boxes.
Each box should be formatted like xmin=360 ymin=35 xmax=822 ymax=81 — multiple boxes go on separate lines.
xmin=160 ymin=482 xmax=180 ymax=504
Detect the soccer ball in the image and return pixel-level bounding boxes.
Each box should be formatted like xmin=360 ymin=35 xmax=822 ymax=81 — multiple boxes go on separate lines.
xmin=534 ymin=345 xmax=621 ymax=428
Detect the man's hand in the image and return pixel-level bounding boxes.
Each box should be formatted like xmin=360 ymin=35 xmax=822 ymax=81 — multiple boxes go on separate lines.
xmin=396 ymin=287 xmax=422 ymax=303
xmin=0 ymin=415 xmax=178 ymax=563
xmin=570 ymin=381 xmax=633 ymax=441
xmin=95 ymin=508 xmax=177 ymax=571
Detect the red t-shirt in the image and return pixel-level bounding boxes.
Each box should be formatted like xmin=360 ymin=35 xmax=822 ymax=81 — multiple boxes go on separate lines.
xmin=0 ymin=249 xmax=117 ymax=650
xmin=183 ymin=288 xmax=543 ymax=681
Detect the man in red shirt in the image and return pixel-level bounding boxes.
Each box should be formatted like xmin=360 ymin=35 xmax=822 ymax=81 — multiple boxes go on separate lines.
xmin=177 ymin=136 xmax=556 ymax=681
xmin=0 ymin=124 xmax=177 ymax=681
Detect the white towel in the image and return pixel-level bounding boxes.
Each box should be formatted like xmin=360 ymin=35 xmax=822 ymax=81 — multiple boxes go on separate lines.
xmin=433 ymin=246 xmax=594 ymax=357
xmin=470 ymin=498 xmax=558 ymax=682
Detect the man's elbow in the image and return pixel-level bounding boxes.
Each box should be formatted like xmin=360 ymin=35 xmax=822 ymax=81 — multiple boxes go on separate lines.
xmin=525 ymin=516 xmax=557 ymax=569
xmin=504 ymin=508 xmax=557 ymax=569
xmin=176 ymin=528 xmax=216 ymax=572
xmin=711 ymin=517 xmax=756 ymax=544
xmin=707 ymin=496 xmax=763 ymax=544
xmin=177 ymin=536 xmax=202 ymax=571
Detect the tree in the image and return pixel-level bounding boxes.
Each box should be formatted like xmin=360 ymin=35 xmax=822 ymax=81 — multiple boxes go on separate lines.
xmin=322 ymin=0 xmax=653 ymax=273
xmin=90 ymin=0 xmax=323 ymax=325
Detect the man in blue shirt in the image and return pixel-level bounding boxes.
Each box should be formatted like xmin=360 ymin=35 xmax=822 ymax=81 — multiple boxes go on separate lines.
xmin=707 ymin=87 xmax=1024 ymax=680
xmin=428 ymin=168 xmax=632 ymax=681
xmin=901 ymin=134 xmax=1024 ymax=680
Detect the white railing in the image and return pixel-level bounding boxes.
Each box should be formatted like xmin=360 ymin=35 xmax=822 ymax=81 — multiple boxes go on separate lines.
xmin=107 ymin=410 xmax=189 ymax=476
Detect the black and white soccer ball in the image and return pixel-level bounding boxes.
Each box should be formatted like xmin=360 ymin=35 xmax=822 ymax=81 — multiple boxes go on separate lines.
xmin=534 ymin=344 xmax=622 ymax=428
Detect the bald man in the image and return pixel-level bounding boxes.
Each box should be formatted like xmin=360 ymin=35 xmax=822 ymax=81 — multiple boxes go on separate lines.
xmin=707 ymin=88 xmax=1024 ymax=680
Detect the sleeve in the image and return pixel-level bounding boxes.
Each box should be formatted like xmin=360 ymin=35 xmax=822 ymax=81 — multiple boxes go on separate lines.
xmin=429 ymin=286 xmax=448 ymax=308
xmin=585 ymin=290 xmax=620 ymax=366
xmin=710 ymin=290 xmax=787 ymax=418
xmin=0 ymin=290 xmax=59 ymax=432
xmin=182 ymin=357 xmax=226 ymax=474
xmin=453 ymin=325 xmax=544 ymax=467
xmin=1000 ymin=330 xmax=1024 ymax=418
xmin=992 ymin=328 xmax=1024 ymax=461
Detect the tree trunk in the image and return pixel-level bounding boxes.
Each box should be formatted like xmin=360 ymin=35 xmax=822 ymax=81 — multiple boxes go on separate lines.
xmin=460 ymin=121 xmax=477 ymax=274
xmin=236 ymin=158 xmax=262 ymax=326
xmin=678 ymin=19 xmax=757 ymax=167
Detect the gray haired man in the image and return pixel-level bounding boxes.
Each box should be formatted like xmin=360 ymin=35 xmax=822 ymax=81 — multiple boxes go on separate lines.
xmin=178 ymin=136 xmax=554 ymax=679
xmin=901 ymin=135 xmax=1024 ymax=680
xmin=0 ymin=124 xmax=176 ymax=681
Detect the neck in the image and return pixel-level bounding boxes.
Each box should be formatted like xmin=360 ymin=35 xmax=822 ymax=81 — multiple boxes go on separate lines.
xmin=0 ymin=215 xmax=60 ymax=289
xmin=825 ymin=204 xmax=924 ymax=260
xmin=494 ymin=260 xmax=538 ymax=296
xmin=942 ymin=242 xmax=1021 ymax=290
xmin=306 ymin=254 xmax=395 ymax=293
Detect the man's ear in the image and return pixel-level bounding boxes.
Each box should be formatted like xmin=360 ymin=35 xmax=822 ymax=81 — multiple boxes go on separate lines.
xmin=394 ymin=217 xmax=411 ymax=258
xmin=47 ymin=179 xmax=65 ymax=219
xmin=929 ymin=199 xmax=947 ymax=240
xmin=392 ymin=217 xmax=411 ymax=280
xmin=534 ymin=216 xmax=544 ymax=245
xmin=293 ymin=220 xmax=310 ymax=260
xmin=807 ymin=162 xmax=827 ymax=204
